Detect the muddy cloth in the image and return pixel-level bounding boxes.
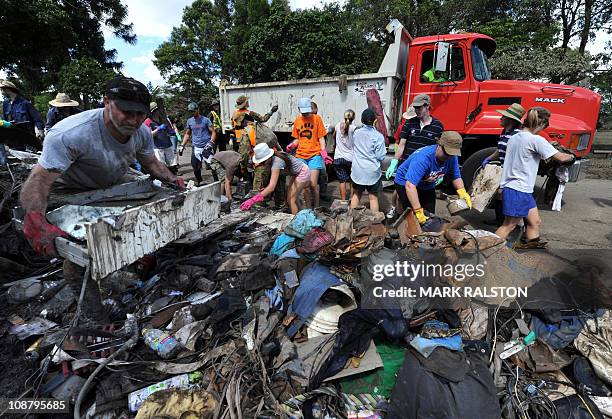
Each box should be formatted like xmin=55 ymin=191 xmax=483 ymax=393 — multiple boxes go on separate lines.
xmin=239 ymin=257 xmax=276 ymax=292
xmin=135 ymin=389 xmax=219 ymax=419
xmin=309 ymin=308 xmax=408 ymax=389
xmin=553 ymin=395 xmax=605 ymax=419
xmin=284 ymin=209 xmax=324 ymax=239
xmin=286 ymin=262 xmax=343 ymax=338
xmin=387 ymin=348 xmax=500 ymax=419
xmin=512 ymin=340 xmax=574 ymax=372
xmin=574 ymin=310 xmax=612 ymax=387
xmin=191 ymin=289 xmax=246 ymax=334
xmin=410 ymin=320 xmax=463 ymax=358
xmin=269 ymin=233 xmax=296 ymax=256
xmin=297 ymin=227 xmax=334 ymax=254
xmin=529 ymin=313 xmax=588 ymax=350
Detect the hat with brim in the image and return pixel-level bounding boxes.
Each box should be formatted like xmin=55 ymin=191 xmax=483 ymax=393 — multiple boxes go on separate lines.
xmin=496 ymin=103 xmax=526 ymax=124
xmin=402 ymin=106 xmax=416 ymax=120
xmin=252 ymin=143 xmax=274 ymax=164
xmin=298 ymin=97 xmax=312 ymax=114
xmin=439 ymin=131 xmax=463 ymax=156
xmin=149 ymin=101 xmax=159 ymax=112
xmin=49 ymin=93 xmax=79 ymax=107
xmin=411 ymin=94 xmax=431 ymax=107
xmin=236 ymin=95 xmax=249 ymax=109
xmin=0 ymin=80 xmax=19 ymax=93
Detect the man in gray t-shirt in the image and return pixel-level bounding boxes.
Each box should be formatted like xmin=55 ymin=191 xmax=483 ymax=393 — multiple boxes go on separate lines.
xmin=19 ymin=76 xmax=186 ymax=322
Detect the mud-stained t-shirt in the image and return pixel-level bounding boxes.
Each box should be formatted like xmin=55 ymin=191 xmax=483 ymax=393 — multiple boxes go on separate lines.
xmin=38 ymin=108 xmax=154 ymax=190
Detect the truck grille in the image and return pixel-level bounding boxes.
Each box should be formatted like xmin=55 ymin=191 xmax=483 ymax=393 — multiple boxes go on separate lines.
xmin=578 ymin=133 xmax=590 ymax=151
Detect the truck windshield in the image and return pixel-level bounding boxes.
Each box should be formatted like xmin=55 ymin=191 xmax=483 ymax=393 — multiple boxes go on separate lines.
xmin=471 ymin=44 xmax=491 ymax=81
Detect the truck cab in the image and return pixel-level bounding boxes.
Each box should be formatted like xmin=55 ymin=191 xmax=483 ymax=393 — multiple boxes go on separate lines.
xmin=404 ymin=33 xmax=602 ymax=164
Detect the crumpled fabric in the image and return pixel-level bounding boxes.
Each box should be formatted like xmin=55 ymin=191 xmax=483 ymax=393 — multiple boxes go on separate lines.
xmin=574 ymin=310 xmax=612 ymax=387
xmin=410 ymin=320 xmax=463 ymax=358
xmin=135 ymin=389 xmax=219 ymax=419
xmin=297 ymin=227 xmax=334 ymax=254
xmin=239 ymin=257 xmax=276 ymax=292
xmin=286 ymin=262 xmax=343 ymax=338
xmin=269 ymin=233 xmax=296 ymax=256
xmin=284 ymin=209 xmax=324 ymax=239
xmin=530 ymin=313 xmax=588 ymax=350
xmin=309 ymin=308 xmax=408 ymax=389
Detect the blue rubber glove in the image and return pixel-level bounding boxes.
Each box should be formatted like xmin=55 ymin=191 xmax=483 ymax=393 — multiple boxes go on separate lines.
xmin=386 ymin=159 xmax=399 ymax=180
xmin=481 ymin=157 xmax=490 ymax=168
xmin=158 ymin=124 xmax=167 ymax=130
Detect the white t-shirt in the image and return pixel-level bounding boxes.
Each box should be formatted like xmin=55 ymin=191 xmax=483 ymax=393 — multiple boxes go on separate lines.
xmin=39 ymin=109 xmax=154 ymax=190
xmin=334 ymin=122 xmax=355 ymax=161
xmin=500 ymin=131 xmax=558 ymax=193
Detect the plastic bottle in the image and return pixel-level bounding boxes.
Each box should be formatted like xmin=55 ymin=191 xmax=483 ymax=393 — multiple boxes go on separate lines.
xmin=142 ymin=328 xmax=183 ymax=359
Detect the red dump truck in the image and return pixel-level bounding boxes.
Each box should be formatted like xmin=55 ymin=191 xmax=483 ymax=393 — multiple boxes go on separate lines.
xmin=220 ymin=19 xmax=601 ymax=185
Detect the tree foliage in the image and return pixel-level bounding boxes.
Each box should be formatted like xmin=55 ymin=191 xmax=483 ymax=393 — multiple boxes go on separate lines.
xmin=0 ymin=0 xmax=134 ymax=96
xmin=58 ymin=58 xmax=118 ymax=109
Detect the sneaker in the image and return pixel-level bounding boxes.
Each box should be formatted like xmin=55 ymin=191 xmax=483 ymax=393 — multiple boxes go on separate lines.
xmin=386 ymin=206 xmax=397 ymax=219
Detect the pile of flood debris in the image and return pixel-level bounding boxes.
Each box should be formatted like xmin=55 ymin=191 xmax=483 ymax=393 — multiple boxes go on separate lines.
xmin=1 ymin=158 xmax=612 ymax=418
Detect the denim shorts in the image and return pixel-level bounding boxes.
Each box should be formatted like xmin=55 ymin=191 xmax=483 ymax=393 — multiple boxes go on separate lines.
xmin=502 ymin=187 xmax=536 ymax=217
xmin=333 ymin=158 xmax=352 ymax=182
xmin=298 ymin=154 xmax=324 ymax=170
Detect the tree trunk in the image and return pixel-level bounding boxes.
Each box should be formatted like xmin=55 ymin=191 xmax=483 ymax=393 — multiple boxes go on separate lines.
xmin=579 ymin=0 xmax=593 ymax=54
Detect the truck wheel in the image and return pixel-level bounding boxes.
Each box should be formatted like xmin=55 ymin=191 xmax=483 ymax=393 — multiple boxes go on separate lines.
xmin=461 ymin=147 xmax=497 ymax=190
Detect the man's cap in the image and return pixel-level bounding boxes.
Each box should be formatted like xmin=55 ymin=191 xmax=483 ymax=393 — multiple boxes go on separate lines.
xmin=0 ymin=80 xmax=19 ymax=93
xmin=361 ymin=108 xmax=377 ymax=126
xmin=105 ymin=76 xmax=150 ymax=114
xmin=188 ymin=102 xmax=198 ymax=112
xmin=411 ymin=94 xmax=431 ymax=107
xmin=236 ymin=95 xmax=249 ymax=109
xmin=49 ymin=92 xmax=79 ymax=107
xmin=438 ymin=131 xmax=463 ymax=156
xmin=496 ymin=103 xmax=526 ymax=124
xmin=150 ymin=101 xmax=159 ymax=112
xmin=402 ymin=106 xmax=416 ymax=120
xmin=298 ymin=97 xmax=312 ymax=114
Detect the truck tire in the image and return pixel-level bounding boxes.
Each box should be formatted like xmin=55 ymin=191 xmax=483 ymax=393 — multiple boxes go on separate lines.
xmin=461 ymin=147 xmax=497 ymax=190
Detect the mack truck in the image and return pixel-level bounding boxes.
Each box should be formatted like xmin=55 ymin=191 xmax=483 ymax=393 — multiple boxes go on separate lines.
xmin=219 ymin=19 xmax=601 ymax=187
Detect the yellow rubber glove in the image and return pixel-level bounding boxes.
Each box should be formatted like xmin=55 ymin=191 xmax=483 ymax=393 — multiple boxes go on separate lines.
xmin=414 ymin=208 xmax=428 ymax=225
xmin=457 ymin=188 xmax=472 ymax=209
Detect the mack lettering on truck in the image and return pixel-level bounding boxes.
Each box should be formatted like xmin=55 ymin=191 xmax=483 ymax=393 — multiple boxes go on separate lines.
xmin=535 ymin=97 xmax=566 ymax=104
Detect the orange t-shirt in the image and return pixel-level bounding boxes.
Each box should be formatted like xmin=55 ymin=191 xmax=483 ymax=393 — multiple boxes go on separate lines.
xmin=292 ymin=114 xmax=327 ymax=159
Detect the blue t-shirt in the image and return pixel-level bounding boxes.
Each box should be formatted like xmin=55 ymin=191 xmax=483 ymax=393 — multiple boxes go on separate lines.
xmin=394 ymin=145 xmax=461 ymax=190
xmin=186 ymin=115 xmax=212 ymax=148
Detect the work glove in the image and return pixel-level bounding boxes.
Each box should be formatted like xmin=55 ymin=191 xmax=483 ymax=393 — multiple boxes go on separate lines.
xmin=457 ymin=188 xmax=473 ymax=209
xmin=286 ymin=142 xmax=298 ymax=153
xmin=240 ymin=193 xmax=264 ymax=211
xmin=481 ymin=157 xmax=490 ymax=168
xmin=158 ymin=124 xmax=167 ymax=131
xmin=0 ymin=119 xmax=11 ymax=128
xmin=178 ymin=145 xmax=185 ymax=156
xmin=172 ymin=177 xmax=186 ymax=190
xmin=386 ymin=159 xmax=399 ymax=180
xmin=23 ymin=212 xmax=68 ymax=256
xmin=414 ymin=208 xmax=428 ymax=225
xmin=320 ymin=148 xmax=333 ymax=165
xmin=270 ymin=105 xmax=278 ymax=113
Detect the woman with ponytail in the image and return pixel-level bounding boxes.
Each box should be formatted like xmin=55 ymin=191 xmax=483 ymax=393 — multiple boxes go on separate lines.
xmin=331 ymin=109 xmax=356 ymax=200
xmin=495 ymin=107 xmax=575 ymax=246
xmin=240 ymin=143 xmax=310 ymax=214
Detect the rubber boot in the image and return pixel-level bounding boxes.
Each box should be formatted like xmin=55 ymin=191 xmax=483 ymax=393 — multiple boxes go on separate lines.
xmin=63 ymin=260 xmax=108 ymax=324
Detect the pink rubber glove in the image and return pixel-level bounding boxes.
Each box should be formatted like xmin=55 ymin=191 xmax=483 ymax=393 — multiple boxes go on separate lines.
xmin=240 ymin=193 xmax=264 ymax=211
xmin=286 ymin=141 xmax=298 ymax=153
xmin=320 ymin=147 xmax=333 ymax=165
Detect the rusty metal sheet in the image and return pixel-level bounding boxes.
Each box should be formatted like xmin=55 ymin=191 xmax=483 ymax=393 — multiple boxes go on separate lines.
xmin=470 ymin=164 xmax=503 ymax=212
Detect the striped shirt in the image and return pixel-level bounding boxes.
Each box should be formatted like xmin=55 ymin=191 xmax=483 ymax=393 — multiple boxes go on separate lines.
xmin=498 ymin=128 xmax=521 ymax=165
xmin=399 ymin=116 xmax=444 ymax=159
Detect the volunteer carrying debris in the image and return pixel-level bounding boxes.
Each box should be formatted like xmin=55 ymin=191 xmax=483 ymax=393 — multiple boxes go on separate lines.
xmin=179 ymin=102 xmax=217 ymax=186
xmin=240 ymin=143 xmax=310 ymax=214
xmin=482 ymin=103 xmax=525 ymax=226
xmin=393 ymin=131 xmax=472 ymax=225
xmin=19 ymin=76 xmax=185 ymax=322
xmin=494 ymin=107 xmax=575 ymax=247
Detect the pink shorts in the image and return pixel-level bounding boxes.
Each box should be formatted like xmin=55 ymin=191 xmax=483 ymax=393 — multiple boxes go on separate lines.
xmin=296 ymin=164 xmax=311 ymax=183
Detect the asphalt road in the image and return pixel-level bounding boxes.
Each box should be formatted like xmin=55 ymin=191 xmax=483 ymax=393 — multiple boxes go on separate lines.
xmin=175 ymin=149 xmax=611 ymax=251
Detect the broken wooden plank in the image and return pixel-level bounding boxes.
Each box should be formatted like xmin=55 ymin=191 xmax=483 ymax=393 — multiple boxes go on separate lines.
xmin=174 ymin=212 xmax=250 ymax=245
xmin=470 ymin=164 xmax=503 ymax=212
xmin=85 ymin=183 xmax=220 ymax=279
